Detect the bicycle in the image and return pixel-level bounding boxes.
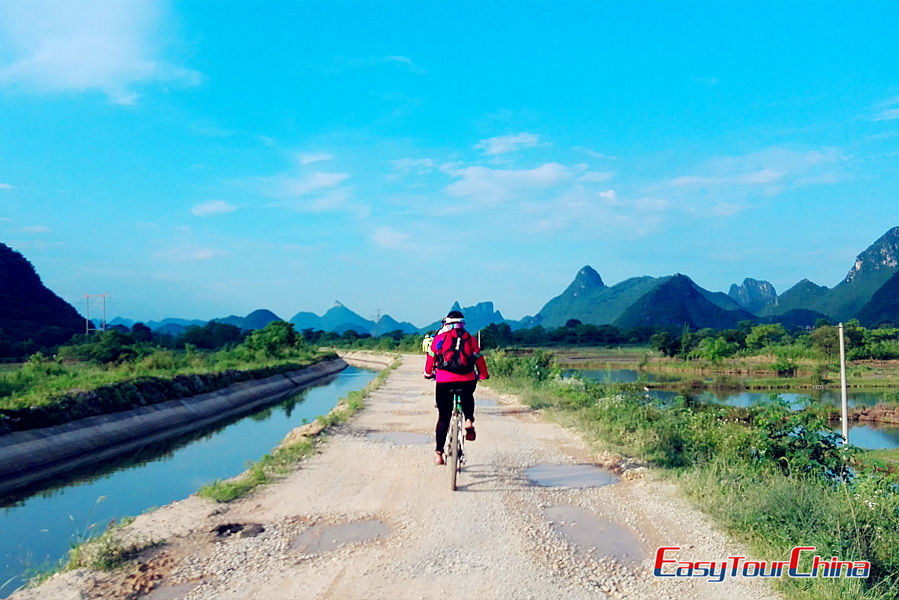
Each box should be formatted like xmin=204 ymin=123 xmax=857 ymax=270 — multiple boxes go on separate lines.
xmin=443 ymin=389 xmax=466 ymax=491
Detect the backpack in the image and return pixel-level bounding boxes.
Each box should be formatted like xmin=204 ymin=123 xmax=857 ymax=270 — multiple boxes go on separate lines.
xmin=434 ymin=330 xmax=475 ymax=374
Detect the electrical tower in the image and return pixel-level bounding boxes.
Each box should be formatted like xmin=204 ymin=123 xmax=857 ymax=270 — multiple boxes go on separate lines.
xmin=84 ymin=294 xmax=108 ymax=334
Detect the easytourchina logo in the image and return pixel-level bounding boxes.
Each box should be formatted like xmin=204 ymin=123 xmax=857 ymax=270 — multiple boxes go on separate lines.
xmin=653 ymin=546 xmax=870 ymax=582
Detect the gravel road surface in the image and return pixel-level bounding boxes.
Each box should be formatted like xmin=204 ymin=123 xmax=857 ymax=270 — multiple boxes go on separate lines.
xmin=15 ymin=355 xmax=781 ymax=600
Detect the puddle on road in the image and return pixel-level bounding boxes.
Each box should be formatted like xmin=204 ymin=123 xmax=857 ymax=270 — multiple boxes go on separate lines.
xmin=289 ymin=519 xmax=390 ymax=554
xmin=527 ymin=463 xmax=618 ymax=488
xmin=545 ymin=505 xmax=643 ymax=564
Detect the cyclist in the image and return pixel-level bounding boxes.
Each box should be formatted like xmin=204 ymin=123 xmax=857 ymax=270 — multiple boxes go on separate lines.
xmin=423 ymin=310 xmax=489 ymax=465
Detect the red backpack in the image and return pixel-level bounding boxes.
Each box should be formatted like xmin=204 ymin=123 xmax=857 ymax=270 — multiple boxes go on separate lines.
xmin=434 ymin=329 xmax=475 ymax=374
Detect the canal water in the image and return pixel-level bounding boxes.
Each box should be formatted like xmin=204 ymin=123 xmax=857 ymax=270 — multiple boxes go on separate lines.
xmin=0 ymin=366 xmax=376 ymax=597
xmin=572 ymin=369 xmax=899 ymax=450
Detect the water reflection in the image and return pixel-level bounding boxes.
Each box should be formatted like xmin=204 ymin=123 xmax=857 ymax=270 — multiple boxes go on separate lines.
xmin=0 ymin=367 xmax=376 ymax=597
xmin=573 ymin=369 xmax=899 ymax=409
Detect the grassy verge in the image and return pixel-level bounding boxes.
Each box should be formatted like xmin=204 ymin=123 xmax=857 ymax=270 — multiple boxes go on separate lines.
xmin=197 ymin=356 xmax=400 ymax=503
xmin=0 ymin=350 xmax=335 ymax=434
xmin=487 ymin=349 xmax=899 ymax=600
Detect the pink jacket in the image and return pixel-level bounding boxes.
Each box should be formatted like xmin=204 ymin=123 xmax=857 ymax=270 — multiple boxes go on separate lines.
xmin=424 ymin=327 xmax=489 ymax=383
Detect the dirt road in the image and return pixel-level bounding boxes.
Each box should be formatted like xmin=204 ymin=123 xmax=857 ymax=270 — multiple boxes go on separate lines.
xmin=17 ymin=355 xmax=780 ymax=600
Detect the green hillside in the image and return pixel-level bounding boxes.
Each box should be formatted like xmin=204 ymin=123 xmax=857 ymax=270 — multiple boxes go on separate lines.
xmin=613 ymin=274 xmax=755 ymax=330
xmin=0 ymin=243 xmax=84 ymax=357
xmin=857 ymin=271 xmax=899 ymax=326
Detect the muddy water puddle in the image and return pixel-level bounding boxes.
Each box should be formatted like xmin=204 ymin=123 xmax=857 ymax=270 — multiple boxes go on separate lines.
xmin=289 ymin=519 xmax=390 ymax=554
xmin=545 ymin=505 xmax=643 ymax=564
xmin=367 ymin=431 xmax=431 ymax=445
xmin=527 ymin=463 xmax=618 ymax=488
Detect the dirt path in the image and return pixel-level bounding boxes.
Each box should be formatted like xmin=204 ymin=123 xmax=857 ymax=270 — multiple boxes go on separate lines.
xmin=16 ymin=355 xmax=781 ymax=600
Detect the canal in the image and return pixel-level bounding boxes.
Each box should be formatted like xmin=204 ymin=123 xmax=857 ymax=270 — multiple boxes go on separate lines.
xmin=0 ymin=366 xmax=376 ymax=597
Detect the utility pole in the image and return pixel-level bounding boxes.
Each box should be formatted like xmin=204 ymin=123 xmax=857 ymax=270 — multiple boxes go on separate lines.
xmin=839 ymin=322 xmax=849 ymax=446
xmin=84 ymin=294 xmax=108 ymax=334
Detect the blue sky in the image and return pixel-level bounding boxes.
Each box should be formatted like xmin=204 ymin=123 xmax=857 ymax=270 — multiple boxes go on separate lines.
xmin=1 ymin=1 xmax=898 ymax=327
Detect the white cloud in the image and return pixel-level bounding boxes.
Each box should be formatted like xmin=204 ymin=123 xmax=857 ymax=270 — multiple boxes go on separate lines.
xmin=445 ymin=163 xmax=573 ymax=203
xmin=874 ymin=108 xmax=899 ymax=121
xmin=392 ymin=158 xmax=436 ymax=173
xmin=371 ymin=226 xmax=411 ymax=250
xmin=20 ymin=225 xmax=49 ymax=233
xmin=475 ymin=133 xmax=540 ymax=156
xmin=0 ymin=183 xmax=12 ymax=190
xmin=298 ymin=152 xmax=333 ymax=165
xmin=578 ymin=171 xmax=615 ymax=183
xmin=598 ymin=189 xmax=618 ymax=203
xmin=575 ymin=146 xmax=617 ymax=160
xmin=155 ymin=245 xmax=225 ymax=262
xmin=349 ymin=55 xmax=425 ymax=74
xmin=0 ymin=1 xmax=201 ymax=104
xmin=275 ymin=172 xmax=349 ymax=198
xmin=191 ymin=201 xmax=236 ymax=217
xmin=666 ymin=148 xmax=844 ymax=194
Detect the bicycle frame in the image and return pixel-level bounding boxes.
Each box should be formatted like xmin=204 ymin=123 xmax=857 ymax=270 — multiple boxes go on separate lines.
xmin=444 ymin=390 xmax=465 ymax=490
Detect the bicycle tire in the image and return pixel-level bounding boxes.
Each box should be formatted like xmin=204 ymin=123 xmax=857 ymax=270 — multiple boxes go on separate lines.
xmin=448 ymin=414 xmax=460 ymax=490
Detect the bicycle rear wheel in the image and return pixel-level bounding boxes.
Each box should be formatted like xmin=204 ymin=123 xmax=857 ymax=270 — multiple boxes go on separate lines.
xmin=448 ymin=413 xmax=460 ymax=490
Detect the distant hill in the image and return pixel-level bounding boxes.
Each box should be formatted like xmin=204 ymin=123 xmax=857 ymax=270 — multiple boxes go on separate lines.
xmin=761 ymin=227 xmax=899 ymax=321
xmin=532 ymin=266 xmax=665 ymax=328
xmin=857 ymin=271 xmax=899 ymax=327
xmin=728 ymin=278 xmax=777 ymax=314
xmin=370 ymin=314 xmax=419 ymax=336
xmin=612 ymin=274 xmax=755 ymax=330
xmin=213 ymin=309 xmax=283 ymax=331
xmin=144 ymin=318 xmax=206 ymax=337
xmin=420 ymin=301 xmax=507 ymax=334
xmin=0 ymin=243 xmax=84 ymax=356
xmin=291 ymin=301 xmax=376 ymax=335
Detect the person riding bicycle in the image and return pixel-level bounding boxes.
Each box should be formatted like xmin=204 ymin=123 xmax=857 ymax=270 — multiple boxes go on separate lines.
xmin=424 ymin=310 xmax=488 ymax=465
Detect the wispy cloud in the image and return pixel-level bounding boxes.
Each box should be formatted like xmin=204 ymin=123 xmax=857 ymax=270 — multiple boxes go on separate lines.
xmin=475 ymin=133 xmax=540 ymax=156
xmin=298 ymin=152 xmax=333 ymax=166
xmin=350 ymin=55 xmax=425 ymax=74
xmin=191 ymin=201 xmax=236 ymax=217
xmin=392 ymin=158 xmax=436 ymax=173
xmin=155 ymin=245 xmax=225 ymax=262
xmin=0 ymin=1 xmax=201 ymax=104
xmin=273 ymin=172 xmax=350 ymax=198
xmin=873 ymin=96 xmax=899 ymax=121
xmin=874 ymin=108 xmax=899 ymax=121
xmin=20 ymin=225 xmax=49 ymax=233
xmin=0 ymin=183 xmax=12 ymax=190
xmin=662 ymin=147 xmax=845 ymax=197
xmin=445 ymin=162 xmax=574 ymax=203
xmin=638 ymin=147 xmax=849 ymax=219
xmin=577 ymin=171 xmax=615 ymax=183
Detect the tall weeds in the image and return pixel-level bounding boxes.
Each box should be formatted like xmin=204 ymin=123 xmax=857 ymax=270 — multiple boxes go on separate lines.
xmin=487 ymin=350 xmax=899 ymax=600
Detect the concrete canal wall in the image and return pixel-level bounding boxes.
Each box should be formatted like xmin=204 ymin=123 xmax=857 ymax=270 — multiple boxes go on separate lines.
xmin=0 ymin=358 xmax=352 ymax=498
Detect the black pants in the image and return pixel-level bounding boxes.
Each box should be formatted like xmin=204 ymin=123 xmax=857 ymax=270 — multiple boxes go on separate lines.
xmin=435 ymin=379 xmax=477 ymax=452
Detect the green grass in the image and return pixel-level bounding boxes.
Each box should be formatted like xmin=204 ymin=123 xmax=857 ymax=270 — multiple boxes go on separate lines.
xmin=486 ymin=350 xmax=899 ymax=600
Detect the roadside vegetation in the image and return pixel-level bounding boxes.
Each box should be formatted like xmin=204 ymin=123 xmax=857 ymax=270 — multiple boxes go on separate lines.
xmin=486 ymin=349 xmax=899 ymax=600
xmin=0 ymin=321 xmax=334 ymax=432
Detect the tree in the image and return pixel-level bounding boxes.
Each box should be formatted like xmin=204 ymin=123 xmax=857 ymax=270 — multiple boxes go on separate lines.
xmin=745 ymin=324 xmax=788 ymax=351
xmin=808 ymin=325 xmax=839 ymax=358
xmin=179 ymin=322 xmax=243 ymax=350
xmin=131 ymin=322 xmax=152 ymax=343
xmin=244 ymin=321 xmax=301 ymax=356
